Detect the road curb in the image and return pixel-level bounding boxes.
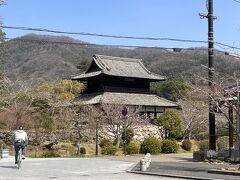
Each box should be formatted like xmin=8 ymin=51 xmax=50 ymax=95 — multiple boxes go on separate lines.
xmin=126 ymin=162 xmax=138 ymax=172
xmin=208 ymin=169 xmax=240 ymax=176
xmin=128 ymin=170 xmax=224 ymax=180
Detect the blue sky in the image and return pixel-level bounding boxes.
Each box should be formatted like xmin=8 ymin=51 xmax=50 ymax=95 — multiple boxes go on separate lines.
xmin=0 ymin=0 xmax=240 ymax=51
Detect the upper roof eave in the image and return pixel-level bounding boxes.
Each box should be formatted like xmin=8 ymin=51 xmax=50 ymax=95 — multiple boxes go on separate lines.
xmin=72 ymin=54 xmax=167 ymax=81
xmin=71 ymin=71 xmax=102 ymax=80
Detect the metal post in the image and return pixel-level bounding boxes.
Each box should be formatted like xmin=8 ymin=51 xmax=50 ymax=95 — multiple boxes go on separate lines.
xmin=124 ymin=116 xmax=127 ymax=156
xmin=237 ymin=80 xmax=240 ymax=161
xmin=229 ymin=105 xmax=233 ymax=157
xmin=208 ymin=0 xmax=216 ymax=150
xmin=122 ymin=106 xmax=128 ymax=156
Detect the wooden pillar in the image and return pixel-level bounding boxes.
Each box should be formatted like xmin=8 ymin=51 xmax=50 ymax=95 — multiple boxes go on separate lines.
xmin=154 ymin=107 xmax=157 ymax=119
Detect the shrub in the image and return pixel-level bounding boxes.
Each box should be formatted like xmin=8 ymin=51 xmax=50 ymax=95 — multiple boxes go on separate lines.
xmin=80 ymin=147 xmax=86 ymax=154
xmin=126 ymin=142 xmax=139 ymax=154
xmin=151 ymin=80 xmax=190 ymax=102
xmin=140 ymin=136 xmax=161 ymax=154
xmin=181 ymin=139 xmax=192 ymax=151
xmin=37 ymin=112 xmax=54 ymax=131
xmin=121 ymin=128 xmax=134 ymax=145
xmin=0 ymin=122 xmax=7 ymax=130
xmin=157 ymin=111 xmax=183 ymax=139
xmin=198 ymin=140 xmax=209 ymax=152
xmin=161 ymin=139 xmax=179 ymax=153
xmin=53 ymin=143 xmax=75 ymax=154
xmin=41 ymin=150 xmax=60 ymax=157
xmin=113 ymin=138 xmax=123 ymax=148
xmin=194 ymin=132 xmax=208 ymax=141
xmin=99 ymin=139 xmax=112 ymax=148
xmin=101 ymin=145 xmax=118 ymax=155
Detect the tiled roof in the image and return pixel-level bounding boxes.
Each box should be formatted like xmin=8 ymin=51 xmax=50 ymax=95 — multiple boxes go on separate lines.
xmin=72 ymin=92 xmax=178 ymax=107
xmin=71 ymin=71 xmax=102 ymax=79
xmin=72 ymin=54 xmax=166 ymax=80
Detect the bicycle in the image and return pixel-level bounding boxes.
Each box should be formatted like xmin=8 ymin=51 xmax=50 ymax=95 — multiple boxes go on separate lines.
xmin=17 ymin=145 xmax=22 ymax=169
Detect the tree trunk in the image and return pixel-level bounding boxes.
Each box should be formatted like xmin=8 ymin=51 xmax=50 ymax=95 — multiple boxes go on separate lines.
xmin=76 ymin=142 xmax=80 ymax=155
xmin=115 ymin=136 xmax=120 ymax=148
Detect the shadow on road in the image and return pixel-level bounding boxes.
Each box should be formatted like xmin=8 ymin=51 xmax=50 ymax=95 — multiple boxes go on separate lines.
xmin=0 ymin=165 xmax=17 ymax=169
xmin=177 ymin=157 xmax=193 ymax=161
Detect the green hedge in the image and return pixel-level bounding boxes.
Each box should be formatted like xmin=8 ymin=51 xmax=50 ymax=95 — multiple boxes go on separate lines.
xmin=161 ymin=139 xmax=179 ymax=153
xmin=198 ymin=140 xmax=209 ymax=152
xmin=126 ymin=142 xmax=139 ymax=154
xmin=181 ymin=139 xmax=192 ymax=151
xmin=99 ymin=139 xmax=112 ymax=148
xmin=140 ymin=136 xmax=161 ymax=154
xmin=101 ymin=145 xmax=118 ymax=155
xmin=80 ymin=147 xmax=86 ymax=154
xmin=41 ymin=150 xmax=60 ymax=157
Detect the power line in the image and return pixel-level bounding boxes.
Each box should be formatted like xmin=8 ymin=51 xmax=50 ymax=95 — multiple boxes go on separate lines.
xmin=1 ymin=25 xmax=208 ymax=44
xmin=215 ymin=43 xmax=240 ymax=56
xmin=5 ymin=37 xmax=208 ymax=51
xmin=215 ymin=42 xmax=240 ymax=51
xmin=4 ymin=36 xmax=240 ymax=59
xmin=2 ymin=25 xmax=240 ymax=52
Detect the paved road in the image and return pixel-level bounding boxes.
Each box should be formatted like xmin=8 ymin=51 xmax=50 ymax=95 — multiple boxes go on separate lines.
xmin=0 ymin=157 xmax=184 ymax=180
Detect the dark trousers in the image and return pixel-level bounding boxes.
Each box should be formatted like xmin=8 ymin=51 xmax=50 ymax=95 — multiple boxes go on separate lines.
xmin=14 ymin=142 xmax=26 ymax=162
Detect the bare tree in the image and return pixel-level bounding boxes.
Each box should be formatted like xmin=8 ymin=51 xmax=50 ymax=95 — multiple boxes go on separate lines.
xmin=100 ymin=104 xmax=149 ymax=147
xmin=0 ymin=81 xmax=35 ymax=130
xmin=179 ymin=98 xmax=208 ymax=140
xmin=55 ymin=105 xmax=97 ymax=155
xmin=191 ymin=72 xmax=240 ymax=157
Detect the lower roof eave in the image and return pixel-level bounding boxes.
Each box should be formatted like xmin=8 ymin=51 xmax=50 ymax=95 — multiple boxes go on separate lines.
xmin=72 ymin=92 xmax=178 ymax=108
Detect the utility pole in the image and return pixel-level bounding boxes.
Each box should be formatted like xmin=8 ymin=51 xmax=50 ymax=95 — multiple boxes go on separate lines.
xmin=208 ymin=0 xmax=216 ymax=151
xmin=200 ymin=0 xmax=217 ymax=150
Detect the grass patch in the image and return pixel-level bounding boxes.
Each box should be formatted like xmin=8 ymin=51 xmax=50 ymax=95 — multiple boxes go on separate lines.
xmin=26 ymin=143 xmax=100 ymax=158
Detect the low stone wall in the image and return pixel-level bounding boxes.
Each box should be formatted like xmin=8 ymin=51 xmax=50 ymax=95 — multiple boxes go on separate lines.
xmin=99 ymin=124 xmax=162 ymax=142
xmin=0 ymin=130 xmax=71 ymax=146
xmin=133 ymin=125 xmax=162 ymax=141
xmin=0 ymin=131 xmax=12 ymax=145
xmin=1 ymin=124 xmax=163 ymax=146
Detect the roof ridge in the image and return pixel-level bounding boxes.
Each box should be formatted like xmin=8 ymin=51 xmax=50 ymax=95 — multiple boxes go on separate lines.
xmin=93 ymin=54 xmax=111 ymax=71
xmin=95 ymin=54 xmax=141 ymax=62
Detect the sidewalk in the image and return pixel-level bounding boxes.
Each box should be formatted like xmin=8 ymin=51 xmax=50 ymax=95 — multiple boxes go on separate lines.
xmin=128 ymin=153 xmax=240 ymax=180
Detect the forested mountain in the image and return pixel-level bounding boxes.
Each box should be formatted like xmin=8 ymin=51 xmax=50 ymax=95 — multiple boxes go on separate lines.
xmin=1 ymin=33 xmax=239 ymax=84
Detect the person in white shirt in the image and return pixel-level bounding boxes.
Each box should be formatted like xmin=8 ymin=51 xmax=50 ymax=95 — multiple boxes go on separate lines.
xmin=13 ymin=126 xmax=28 ymax=164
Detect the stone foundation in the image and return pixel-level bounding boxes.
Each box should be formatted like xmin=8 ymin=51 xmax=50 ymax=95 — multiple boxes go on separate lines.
xmin=99 ymin=124 xmax=162 ymax=142
xmin=133 ymin=125 xmax=162 ymax=141
xmin=1 ymin=124 xmax=163 ymax=146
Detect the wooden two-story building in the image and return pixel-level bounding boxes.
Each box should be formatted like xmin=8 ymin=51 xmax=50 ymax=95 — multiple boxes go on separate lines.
xmin=71 ymin=54 xmax=178 ymax=118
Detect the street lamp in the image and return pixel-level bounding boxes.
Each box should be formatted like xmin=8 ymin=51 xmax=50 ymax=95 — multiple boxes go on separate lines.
xmin=224 ymin=52 xmax=240 ymax=60
xmin=122 ymin=106 xmax=128 ymax=156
